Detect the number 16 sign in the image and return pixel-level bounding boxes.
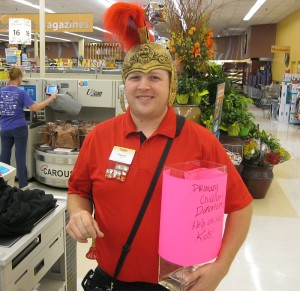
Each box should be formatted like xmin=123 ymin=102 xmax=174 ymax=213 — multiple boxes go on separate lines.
xmin=9 ymin=18 xmax=31 ymax=45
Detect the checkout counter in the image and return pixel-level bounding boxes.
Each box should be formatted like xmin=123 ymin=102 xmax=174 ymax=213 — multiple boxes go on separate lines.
xmin=33 ymin=77 xmax=124 ymax=188
xmin=0 ymin=200 xmax=74 ymax=291
xmin=1 ymin=75 xmax=125 ymax=188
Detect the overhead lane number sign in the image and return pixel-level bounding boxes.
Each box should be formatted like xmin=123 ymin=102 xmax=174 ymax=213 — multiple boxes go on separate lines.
xmin=9 ymin=18 xmax=31 ymax=45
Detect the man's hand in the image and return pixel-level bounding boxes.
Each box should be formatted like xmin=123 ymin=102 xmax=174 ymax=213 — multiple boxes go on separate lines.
xmin=50 ymin=93 xmax=57 ymax=101
xmin=66 ymin=210 xmax=104 ymax=243
xmin=185 ymin=261 xmax=228 ymax=291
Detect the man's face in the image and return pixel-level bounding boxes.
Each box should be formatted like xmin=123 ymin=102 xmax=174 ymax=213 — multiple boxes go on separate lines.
xmin=124 ymin=69 xmax=170 ymax=121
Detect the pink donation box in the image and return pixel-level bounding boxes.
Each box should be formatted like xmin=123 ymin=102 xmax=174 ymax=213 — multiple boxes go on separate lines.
xmin=159 ymin=160 xmax=227 ymax=266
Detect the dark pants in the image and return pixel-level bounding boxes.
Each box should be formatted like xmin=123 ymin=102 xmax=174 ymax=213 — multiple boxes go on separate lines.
xmin=84 ymin=267 xmax=168 ymax=291
xmin=0 ymin=126 xmax=28 ymax=188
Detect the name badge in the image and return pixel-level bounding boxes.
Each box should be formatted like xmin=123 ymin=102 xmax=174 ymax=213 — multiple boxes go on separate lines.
xmin=105 ymin=146 xmax=135 ymax=182
xmin=109 ymin=146 xmax=135 ymax=165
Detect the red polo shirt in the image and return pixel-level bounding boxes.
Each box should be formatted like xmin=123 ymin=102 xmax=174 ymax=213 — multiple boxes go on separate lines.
xmin=68 ymin=107 xmax=252 ymax=283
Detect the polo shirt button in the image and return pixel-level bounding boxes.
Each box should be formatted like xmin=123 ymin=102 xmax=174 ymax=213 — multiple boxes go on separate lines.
xmin=144 ymin=142 xmax=148 ymax=146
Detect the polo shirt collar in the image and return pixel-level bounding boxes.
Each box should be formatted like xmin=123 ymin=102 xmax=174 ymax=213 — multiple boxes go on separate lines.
xmin=123 ymin=107 xmax=177 ymax=139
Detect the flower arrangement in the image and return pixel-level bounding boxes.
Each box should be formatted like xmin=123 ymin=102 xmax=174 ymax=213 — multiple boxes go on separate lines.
xmin=243 ymin=129 xmax=291 ymax=167
xmin=169 ymin=24 xmax=214 ymax=76
xmin=164 ymin=0 xmax=221 ymax=104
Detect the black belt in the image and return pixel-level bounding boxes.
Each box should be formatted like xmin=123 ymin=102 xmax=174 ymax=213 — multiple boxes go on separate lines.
xmin=82 ymin=267 xmax=168 ymax=291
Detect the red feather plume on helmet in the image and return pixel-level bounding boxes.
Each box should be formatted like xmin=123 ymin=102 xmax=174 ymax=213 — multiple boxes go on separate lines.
xmin=103 ymin=2 xmax=154 ymax=52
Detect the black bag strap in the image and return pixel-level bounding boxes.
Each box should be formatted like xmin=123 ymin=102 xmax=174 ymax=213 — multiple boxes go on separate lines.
xmin=111 ymin=115 xmax=185 ymax=287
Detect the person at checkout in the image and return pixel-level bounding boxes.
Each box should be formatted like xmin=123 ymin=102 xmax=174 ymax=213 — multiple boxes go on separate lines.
xmin=0 ymin=67 xmax=56 ymax=189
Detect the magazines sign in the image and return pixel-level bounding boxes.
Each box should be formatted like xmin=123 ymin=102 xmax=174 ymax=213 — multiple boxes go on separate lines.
xmin=1 ymin=14 xmax=93 ymax=33
xmin=9 ymin=18 xmax=31 ymax=45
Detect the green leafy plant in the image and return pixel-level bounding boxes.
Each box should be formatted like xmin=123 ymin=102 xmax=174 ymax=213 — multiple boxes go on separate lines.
xmin=177 ymin=75 xmax=194 ymax=95
xmin=199 ymin=78 xmax=255 ymax=137
xmin=176 ymin=75 xmax=209 ymax=105
xmin=219 ymin=87 xmax=255 ymax=136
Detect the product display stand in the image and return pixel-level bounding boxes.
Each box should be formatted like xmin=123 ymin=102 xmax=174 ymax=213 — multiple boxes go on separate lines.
xmin=0 ymin=199 xmax=70 ymax=291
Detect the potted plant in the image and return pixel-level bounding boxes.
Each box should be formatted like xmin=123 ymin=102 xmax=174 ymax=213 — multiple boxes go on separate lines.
xmin=241 ymin=127 xmax=291 ymax=198
xmin=189 ymin=78 xmax=209 ymax=105
xmin=223 ymin=110 xmax=255 ymax=137
xmin=176 ymin=75 xmax=191 ymax=104
xmin=176 ymin=75 xmax=209 ymax=105
xmin=220 ymin=88 xmax=255 ymax=137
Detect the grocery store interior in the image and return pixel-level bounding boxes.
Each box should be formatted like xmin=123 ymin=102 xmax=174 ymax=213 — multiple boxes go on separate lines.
xmin=0 ymin=0 xmax=300 ymax=291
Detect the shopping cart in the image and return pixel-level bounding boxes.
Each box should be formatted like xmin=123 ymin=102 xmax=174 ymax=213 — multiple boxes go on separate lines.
xmin=259 ymin=85 xmax=279 ymax=119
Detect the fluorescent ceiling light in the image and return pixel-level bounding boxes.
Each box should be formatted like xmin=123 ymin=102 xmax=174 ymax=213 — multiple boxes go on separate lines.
xmin=0 ymin=34 xmax=8 ymax=37
xmin=243 ymin=0 xmax=266 ymax=21
xmin=31 ymin=32 xmax=71 ymax=42
xmin=45 ymin=35 xmax=71 ymax=42
xmin=64 ymin=32 xmax=102 ymax=42
xmin=93 ymin=26 xmax=112 ymax=34
xmin=12 ymin=0 xmax=55 ymax=13
xmin=100 ymin=0 xmax=115 ymax=7
xmin=0 ymin=38 xmax=8 ymax=41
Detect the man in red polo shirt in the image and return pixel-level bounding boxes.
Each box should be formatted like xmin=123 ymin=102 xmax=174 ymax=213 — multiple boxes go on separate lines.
xmin=66 ymin=4 xmax=253 ymax=291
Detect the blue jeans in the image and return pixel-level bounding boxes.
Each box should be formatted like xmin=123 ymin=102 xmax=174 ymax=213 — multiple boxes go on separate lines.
xmin=0 ymin=126 xmax=28 ymax=188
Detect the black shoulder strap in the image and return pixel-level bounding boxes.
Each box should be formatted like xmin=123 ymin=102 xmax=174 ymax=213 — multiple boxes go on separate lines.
xmin=111 ymin=115 xmax=185 ymax=288
xmin=175 ymin=114 xmax=185 ymax=137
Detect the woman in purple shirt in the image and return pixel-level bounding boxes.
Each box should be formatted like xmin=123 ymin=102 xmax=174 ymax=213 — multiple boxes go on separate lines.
xmin=0 ymin=67 xmax=56 ymax=189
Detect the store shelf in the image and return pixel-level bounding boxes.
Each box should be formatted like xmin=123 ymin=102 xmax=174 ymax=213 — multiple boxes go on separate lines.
xmin=222 ymin=62 xmax=246 ymax=87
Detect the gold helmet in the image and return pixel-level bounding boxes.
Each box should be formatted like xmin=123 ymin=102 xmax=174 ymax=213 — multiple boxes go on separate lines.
xmin=104 ymin=3 xmax=177 ymax=105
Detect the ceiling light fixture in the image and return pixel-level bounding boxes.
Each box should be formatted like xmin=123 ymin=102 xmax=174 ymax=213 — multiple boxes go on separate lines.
xmin=45 ymin=35 xmax=71 ymax=42
xmin=12 ymin=0 xmax=55 ymax=13
xmin=64 ymin=32 xmax=102 ymax=42
xmin=100 ymin=0 xmax=115 ymax=8
xmin=31 ymin=32 xmax=71 ymax=42
xmin=93 ymin=26 xmax=112 ymax=34
xmin=243 ymin=0 xmax=266 ymax=21
xmin=0 ymin=38 xmax=8 ymax=42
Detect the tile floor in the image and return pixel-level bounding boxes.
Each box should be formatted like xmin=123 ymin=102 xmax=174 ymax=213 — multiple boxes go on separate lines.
xmin=27 ymin=104 xmax=300 ymax=291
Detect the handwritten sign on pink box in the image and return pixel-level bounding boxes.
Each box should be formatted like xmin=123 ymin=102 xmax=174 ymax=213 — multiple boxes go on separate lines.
xmin=159 ymin=161 xmax=227 ymax=266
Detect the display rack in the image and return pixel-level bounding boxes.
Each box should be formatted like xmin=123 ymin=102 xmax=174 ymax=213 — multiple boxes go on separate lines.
xmin=279 ymin=73 xmax=300 ymax=125
xmin=222 ymin=62 xmax=246 ymax=87
xmin=0 ymin=200 xmax=71 ymax=291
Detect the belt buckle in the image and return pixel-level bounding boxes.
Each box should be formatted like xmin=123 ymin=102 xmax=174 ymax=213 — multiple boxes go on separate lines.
xmin=81 ymin=269 xmax=95 ymax=290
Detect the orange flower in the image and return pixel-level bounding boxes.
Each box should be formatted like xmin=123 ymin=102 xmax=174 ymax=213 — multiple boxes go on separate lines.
xmin=168 ymin=21 xmax=214 ymax=76
xmin=206 ymin=38 xmax=214 ymax=49
xmin=206 ymin=29 xmax=213 ymax=38
xmin=194 ymin=48 xmax=201 ymax=57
